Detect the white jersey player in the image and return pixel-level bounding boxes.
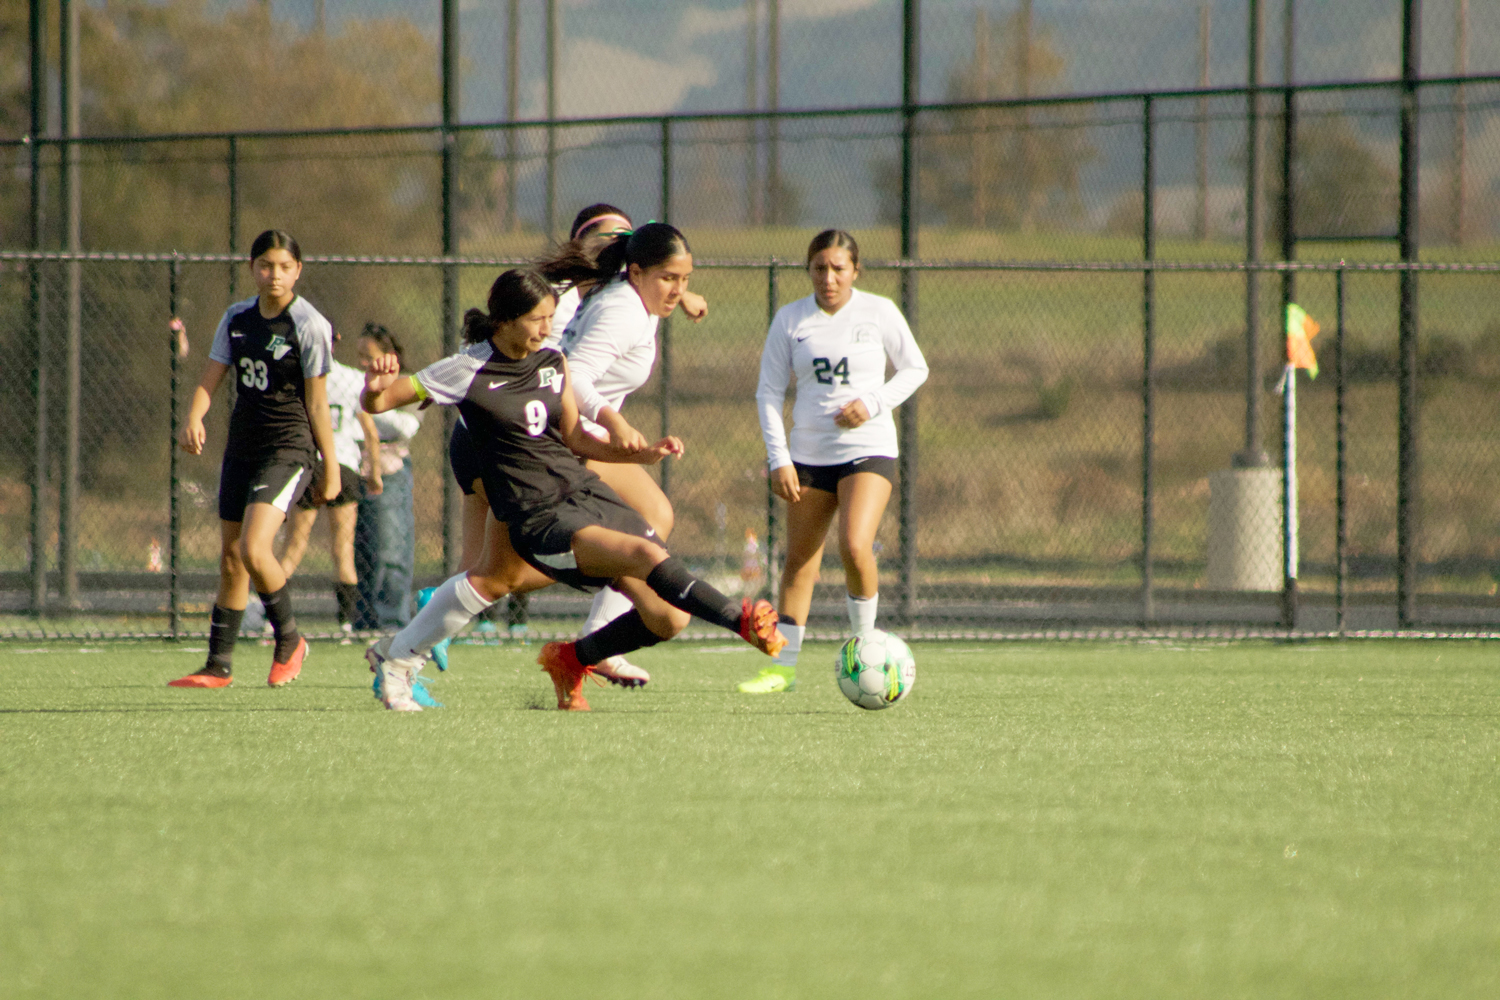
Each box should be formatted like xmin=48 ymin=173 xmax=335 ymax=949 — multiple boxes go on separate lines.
xmin=739 ymin=229 xmax=929 ymax=694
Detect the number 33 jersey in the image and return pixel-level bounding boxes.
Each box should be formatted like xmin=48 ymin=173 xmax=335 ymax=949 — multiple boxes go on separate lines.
xmin=756 ymin=288 xmax=929 ymax=470
xmin=411 ymin=344 xmax=599 ymax=523
xmin=208 ymin=295 xmax=334 ymax=463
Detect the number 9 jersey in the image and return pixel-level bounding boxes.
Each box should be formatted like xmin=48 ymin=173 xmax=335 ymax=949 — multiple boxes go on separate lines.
xmin=208 ymin=295 xmax=334 ymax=463
xmin=408 ymin=343 xmax=601 ymax=525
xmin=756 ymin=287 xmax=929 ymax=471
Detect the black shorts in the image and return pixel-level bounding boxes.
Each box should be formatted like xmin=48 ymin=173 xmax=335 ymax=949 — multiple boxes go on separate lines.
xmin=295 ymin=462 xmax=363 ymax=510
xmin=794 ymin=455 xmax=897 ymax=494
xmin=502 ymin=484 xmax=659 ymax=594
xmin=449 ymin=420 xmax=482 ymax=496
xmin=218 ymin=453 xmax=312 ymax=522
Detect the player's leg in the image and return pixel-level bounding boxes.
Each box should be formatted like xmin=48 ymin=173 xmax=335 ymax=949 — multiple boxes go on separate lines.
xmin=739 ymin=484 xmax=839 ymax=693
xmin=835 ymin=470 xmax=893 ymax=638
xmin=328 ymin=501 xmax=361 ymax=637
xmin=277 ymin=507 xmax=318 ymax=578
xmin=419 ymin=488 xmax=492 ymax=671
xmin=170 ymin=519 xmax=251 ymax=687
xmin=582 ymin=460 xmax=671 ymax=687
xmin=240 ymin=500 xmax=308 ymax=686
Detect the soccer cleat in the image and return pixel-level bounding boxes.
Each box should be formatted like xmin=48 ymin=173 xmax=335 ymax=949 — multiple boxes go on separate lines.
xmin=267 ymin=637 xmax=308 ymax=687
xmin=339 ymin=622 xmax=354 ymax=646
xmin=593 ymin=655 xmax=650 ymax=689
xmin=366 ymin=637 xmax=423 ymax=712
xmin=738 ymin=599 xmax=787 ymax=657
xmin=168 ymin=670 xmax=233 ymax=689
xmin=736 ymin=666 xmax=796 ymax=694
xmin=370 ymin=669 xmax=443 ymax=708
xmin=416 ymin=586 xmax=437 ymax=610
xmin=429 ymin=636 xmax=451 ymax=672
xmin=538 ymin=642 xmax=592 ymax=711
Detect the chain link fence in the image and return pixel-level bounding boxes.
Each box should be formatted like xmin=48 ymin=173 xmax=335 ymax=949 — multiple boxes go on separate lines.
xmin=4 ymin=249 xmax=1499 ymax=639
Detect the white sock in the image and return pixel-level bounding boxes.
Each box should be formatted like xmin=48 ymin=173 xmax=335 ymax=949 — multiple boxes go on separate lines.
xmin=582 ymin=585 xmax=634 ymax=637
xmin=773 ymin=623 xmax=804 ymax=668
xmin=847 ymin=593 xmax=878 ymax=636
xmin=390 ymin=572 xmax=493 ymax=662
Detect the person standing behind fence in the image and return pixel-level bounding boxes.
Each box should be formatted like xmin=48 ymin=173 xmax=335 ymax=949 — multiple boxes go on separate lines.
xmin=738 ymin=229 xmax=928 ymax=694
xmin=276 ymin=328 xmax=382 ymax=639
xmin=353 ymin=323 xmax=423 ymax=630
xmin=170 ymin=229 xmax=338 ymax=688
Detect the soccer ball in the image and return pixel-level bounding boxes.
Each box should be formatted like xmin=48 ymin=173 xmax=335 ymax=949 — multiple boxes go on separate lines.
xmin=835 ymin=630 xmax=916 ymax=710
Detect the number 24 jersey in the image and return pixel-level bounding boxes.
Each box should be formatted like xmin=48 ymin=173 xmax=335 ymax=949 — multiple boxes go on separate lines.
xmin=756 ymin=288 xmax=928 ymax=470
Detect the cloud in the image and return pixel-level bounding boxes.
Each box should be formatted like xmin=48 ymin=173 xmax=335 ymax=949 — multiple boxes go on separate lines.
xmin=679 ymin=0 xmax=882 ymax=41
xmin=521 ymin=37 xmax=716 ymax=130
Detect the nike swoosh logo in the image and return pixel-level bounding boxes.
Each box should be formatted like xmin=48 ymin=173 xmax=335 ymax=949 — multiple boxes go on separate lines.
xmin=678 ymin=581 xmax=694 ymax=600
xmin=251 ymin=483 xmax=268 ymax=491
xmin=645 ymin=528 xmax=656 ymax=537
xmin=230 ymin=333 xmax=243 ymax=338
xmin=852 ymin=458 xmax=869 ymax=465
xmin=795 ymin=334 xmax=812 ymax=342
xmin=488 ymin=380 xmax=507 ymax=389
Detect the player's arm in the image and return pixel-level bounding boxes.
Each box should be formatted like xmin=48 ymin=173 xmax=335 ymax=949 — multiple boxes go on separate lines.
xmin=180 ymin=360 xmax=230 ymax=455
xmin=303 ymin=375 xmax=341 ymax=503
xmin=356 ymin=408 xmax=383 ymax=497
xmin=838 ymin=303 xmax=929 ymax=429
xmin=361 ymin=353 xmax=422 ymax=413
xmin=558 ymin=357 xmax=681 ymax=465
xmin=678 ymin=289 xmax=708 ymax=322
xmin=756 ymin=317 xmax=801 ymax=502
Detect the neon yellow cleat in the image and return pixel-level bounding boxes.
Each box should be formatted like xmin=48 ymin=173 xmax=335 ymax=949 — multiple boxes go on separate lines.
xmin=736 ymin=666 xmax=796 ymax=694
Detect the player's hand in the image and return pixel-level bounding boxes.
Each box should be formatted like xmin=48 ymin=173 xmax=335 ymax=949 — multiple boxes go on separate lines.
xmin=366 ymin=473 xmax=383 ymax=497
xmin=679 ymin=290 xmax=708 ymax=322
xmin=599 ymin=410 xmax=649 ymax=452
xmin=834 ymin=398 xmax=871 ymax=429
xmin=771 ymin=464 xmax=801 ymax=503
xmin=320 ymin=464 xmax=341 ymax=505
xmin=179 ymin=419 xmax=206 ymax=455
xmin=170 ymin=317 xmax=190 ymax=358
xmin=364 ymin=354 xmax=401 ymax=392
xmin=635 ymin=436 xmax=685 ymax=464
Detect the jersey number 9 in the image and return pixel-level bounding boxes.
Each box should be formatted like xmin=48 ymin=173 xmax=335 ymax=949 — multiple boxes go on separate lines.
xmin=524 ymin=399 xmax=548 ymax=436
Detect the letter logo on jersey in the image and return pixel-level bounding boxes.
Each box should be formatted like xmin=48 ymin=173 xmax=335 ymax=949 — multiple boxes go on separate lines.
xmin=537 ymin=367 xmax=564 ymax=394
xmin=851 ymin=324 xmax=878 ymax=345
xmin=266 ymin=334 xmax=292 ymax=360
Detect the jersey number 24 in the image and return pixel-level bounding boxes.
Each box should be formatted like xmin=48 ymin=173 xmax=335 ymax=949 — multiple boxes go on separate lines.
xmin=812 ymin=356 xmax=850 ymax=385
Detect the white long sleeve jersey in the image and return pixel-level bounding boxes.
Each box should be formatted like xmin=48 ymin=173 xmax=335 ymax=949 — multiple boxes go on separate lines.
xmin=555 ymin=276 xmax=658 ymax=439
xmin=757 ymin=289 xmax=928 ymax=470
xmin=325 ymin=360 xmax=368 ymax=471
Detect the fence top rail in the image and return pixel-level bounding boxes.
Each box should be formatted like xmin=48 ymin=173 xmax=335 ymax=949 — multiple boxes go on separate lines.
xmin=4 ymin=72 xmax=1500 ymax=150
xmin=5 ymin=249 xmax=1500 ymax=274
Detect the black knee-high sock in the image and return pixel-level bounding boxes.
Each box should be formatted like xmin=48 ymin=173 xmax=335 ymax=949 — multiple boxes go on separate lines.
xmin=645 ymin=557 xmax=742 ymax=632
xmin=574 ymin=609 xmax=665 ymax=667
xmin=334 ymin=581 xmax=359 ymax=627
xmin=204 ymin=604 xmax=243 ymax=677
xmin=259 ymin=586 xmax=301 ymax=662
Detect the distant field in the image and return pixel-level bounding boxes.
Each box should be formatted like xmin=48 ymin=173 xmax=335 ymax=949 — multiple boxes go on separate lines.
xmin=2 ymin=639 xmax=1496 ymax=999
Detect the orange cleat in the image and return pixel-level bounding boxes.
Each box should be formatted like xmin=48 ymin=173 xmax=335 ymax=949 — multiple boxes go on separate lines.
xmin=168 ymin=671 xmax=232 ymax=688
xmin=267 ymin=636 xmax=308 ymax=687
xmin=538 ymin=642 xmax=592 ymax=711
xmin=739 ymin=599 xmax=787 ymax=657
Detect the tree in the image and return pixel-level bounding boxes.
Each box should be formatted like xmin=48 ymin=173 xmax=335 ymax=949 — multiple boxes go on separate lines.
xmin=873 ymin=4 xmax=1093 ymax=231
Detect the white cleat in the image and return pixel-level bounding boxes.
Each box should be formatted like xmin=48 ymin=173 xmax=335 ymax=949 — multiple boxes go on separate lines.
xmin=366 ymin=637 xmax=424 ymax=712
xmin=593 ymin=655 xmax=650 ymax=688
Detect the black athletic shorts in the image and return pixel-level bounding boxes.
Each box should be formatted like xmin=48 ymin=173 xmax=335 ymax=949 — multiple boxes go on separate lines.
xmin=500 ymin=483 xmax=660 ymax=594
xmin=218 ymin=453 xmax=312 ymax=522
xmin=449 ymin=420 xmax=482 ymax=496
xmin=794 ymin=455 xmax=897 ymax=494
xmin=295 ymin=462 xmax=363 ymax=510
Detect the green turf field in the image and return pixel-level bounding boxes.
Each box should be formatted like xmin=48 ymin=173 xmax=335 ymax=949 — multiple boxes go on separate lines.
xmin=2 ymin=639 xmax=1496 ymax=999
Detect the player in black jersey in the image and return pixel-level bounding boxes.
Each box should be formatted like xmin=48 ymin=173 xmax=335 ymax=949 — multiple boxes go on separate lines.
xmin=169 ymin=230 xmax=340 ymax=689
xmin=361 ymin=268 xmax=785 ymax=711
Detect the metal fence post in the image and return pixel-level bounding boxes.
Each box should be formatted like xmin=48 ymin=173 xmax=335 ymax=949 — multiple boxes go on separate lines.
xmin=441 ymin=0 xmax=461 ymax=575
xmin=764 ymin=260 xmax=780 ymax=604
xmin=169 ymin=258 xmax=182 ymax=639
xmin=1239 ymin=0 xmax=1267 ymax=468
xmin=59 ymin=0 xmax=81 ymax=610
xmin=1397 ymin=0 xmax=1422 ymax=627
xmin=658 ymin=117 xmax=673 ymax=498
xmin=227 ymin=135 xmax=239 ymax=298
xmin=1335 ymin=266 xmax=1347 ymax=637
xmin=1141 ymin=95 xmax=1156 ymax=625
xmin=897 ymin=0 xmax=921 ymax=629
xmin=29 ymin=0 xmax=48 ymax=617
xmin=1279 ymin=11 xmax=1299 ymax=629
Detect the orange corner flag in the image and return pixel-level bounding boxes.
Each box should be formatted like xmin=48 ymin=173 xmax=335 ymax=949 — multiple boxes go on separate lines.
xmin=1286 ymin=303 xmax=1319 ymax=379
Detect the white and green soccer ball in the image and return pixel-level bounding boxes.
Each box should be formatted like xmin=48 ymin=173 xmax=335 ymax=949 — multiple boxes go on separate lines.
xmin=835 ymin=630 xmax=916 ymax=710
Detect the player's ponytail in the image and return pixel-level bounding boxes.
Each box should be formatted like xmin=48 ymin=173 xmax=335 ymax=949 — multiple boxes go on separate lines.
xmin=464 ymin=268 xmax=557 ymax=344
xmin=535 ymin=222 xmax=690 ymax=297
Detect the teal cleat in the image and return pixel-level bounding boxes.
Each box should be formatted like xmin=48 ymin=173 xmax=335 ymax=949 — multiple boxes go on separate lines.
xmin=372 ymin=666 xmax=443 ymax=708
xmin=430 ymin=636 xmax=452 ymax=672
xmin=416 ymin=586 xmax=438 ymax=610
